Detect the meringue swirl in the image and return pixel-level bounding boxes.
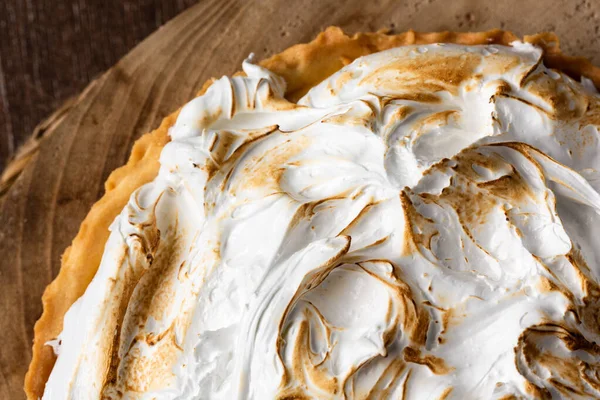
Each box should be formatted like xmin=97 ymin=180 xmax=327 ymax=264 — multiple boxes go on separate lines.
xmin=43 ymin=42 xmax=600 ymax=400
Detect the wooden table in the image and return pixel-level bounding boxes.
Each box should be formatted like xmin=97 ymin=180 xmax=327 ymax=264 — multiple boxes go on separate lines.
xmin=1 ymin=0 xmax=600 ymax=398
xmin=0 ymin=0 xmax=196 ymax=169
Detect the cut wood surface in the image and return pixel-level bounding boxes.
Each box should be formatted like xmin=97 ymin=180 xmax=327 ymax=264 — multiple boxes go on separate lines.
xmin=2 ymin=0 xmax=600 ymax=398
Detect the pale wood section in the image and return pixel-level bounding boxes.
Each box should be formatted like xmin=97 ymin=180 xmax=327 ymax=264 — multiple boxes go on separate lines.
xmin=1 ymin=0 xmax=600 ymax=398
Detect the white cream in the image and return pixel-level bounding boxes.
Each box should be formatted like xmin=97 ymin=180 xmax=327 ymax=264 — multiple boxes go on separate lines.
xmin=44 ymin=43 xmax=600 ymax=400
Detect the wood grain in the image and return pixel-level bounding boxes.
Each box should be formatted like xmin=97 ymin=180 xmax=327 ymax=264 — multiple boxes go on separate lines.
xmin=0 ymin=0 xmax=197 ymax=169
xmin=1 ymin=0 xmax=600 ymax=398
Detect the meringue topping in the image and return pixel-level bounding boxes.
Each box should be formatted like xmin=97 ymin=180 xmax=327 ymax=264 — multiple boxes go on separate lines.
xmin=43 ymin=42 xmax=600 ymax=399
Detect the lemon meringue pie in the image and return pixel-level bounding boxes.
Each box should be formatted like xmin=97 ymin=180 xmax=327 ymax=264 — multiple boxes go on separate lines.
xmin=26 ymin=28 xmax=600 ymax=399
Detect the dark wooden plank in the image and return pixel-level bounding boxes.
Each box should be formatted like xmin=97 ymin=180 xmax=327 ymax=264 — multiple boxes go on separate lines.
xmin=1 ymin=0 xmax=600 ymax=398
xmin=0 ymin=0 xmax=197 ymax=168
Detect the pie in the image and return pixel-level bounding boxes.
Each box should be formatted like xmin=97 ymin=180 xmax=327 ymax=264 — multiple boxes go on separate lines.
xmin=26 ymin=27 xmax=600 ymax=399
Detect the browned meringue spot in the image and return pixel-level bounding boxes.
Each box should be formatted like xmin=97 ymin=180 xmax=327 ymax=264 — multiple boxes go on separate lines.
xmin=517 ymin=52 xmax=543 ymax=88
xmin=115 ymin=324 xmax=179 ymax=394
xmin=238 ymin=135 xmax=309 ymax=193
xmin=400 ymin=191 xmax=438 ymax=257
xmin=495 ymin=392 xmax=521 ymax=400
xmin=426 ymin=184 xmax=496 ymax=228
xmin=359 ymin=261 xmax=420 ymax=346
xmin=534 ymin=261 xmax=578 ymax=303
xmin=388 ymin=104 xmax=414 ymax=123
xmin=101 ymin=210 xmax=166 ymax=396
xmin=275 ymin=242 xmax=351 ymax=398
xmin=438 ymin=386 xmax=454 ymax=400
xmin=100 ymin=246 xmax=131 ymax=396
xmin=128 ymin=235 xmax=158 ymax=272
xmin=409 ymin=306 xmax=431 ymax=348
xmin=383 ymin=92 xmax=442 ymax=104
xmin=536 ymin=275 xmax=564 ymax=294
xmin=278 ymin=319 xmax=339 ymax=398
xmin=211 ymin=125 xmax=281 ymax=169
xmin=440 ymin=306 xmax=467 ymax=337
xmin=406 ymin=189 xmax=484 ymax=249
xmin=339 ymin=201 xmax=379 ymax=236
xmin=515 ymin=324 xmax=600 ymax=398
xmin=296 ymin=195 xmax=352 ymax=219
xmin=379 ymin=104 xmax=416 ymax=142
xmin=277 ymin=260 xmax=423 ymax=399
xmin=464 ymin=76 xmax=482 ymax=93
xmin=351 ymin=358 xmax=407 ymax=400
xmin=200 ymin=106 xmax=223 ymax=128
xmin=94 ymin=197 xmax=162 ymax=387
xmin=579 ymin=95 xmax=600 ymax=127
xmin=411 ymin=110 xmax=459 ymax=140
xmin=564 ymin=249 xmax=600 ymax=337
xmin=577 ymin=295 xmax=600 ymax=340
xmin=523 ymin=381 xmax=551 ymax=400
xmin=130 ymin=203 xmax=162 ymax=264
xmin=211 ymin=126 xmax=284 ymax=194
xmin=454 ymin=149 xmax=533 ymax=204
xmin=263 ymin=85 xmax=298 ymax=111
xmin=556 ymin=94 xmax=600 ymax=158
xmin=402 ymin=347 xmax=453 ymax=375
xmin=321 ymin=110 xmax=373 ymax=128
xmin=121 ymin=224 xmax=183 ymax=335
xmin=401 ymin=369 xmax=413 ymax=398
xmin=493 ymin=93 xmax=552 ymax=119
xmin=286 ymin=201 xmax=321 ymax=231
xmin=276 ymin=389 xmax=312 ymax=400
xmin=329 ymin=98 xmax=380 ymax=128
xmin=102 ymin=222 xmax=187 ymax=396
xmin=524 ymin=71 xmax=589 ymax=120
xmin=446 ymin=149 xmax=509 ymax=181
xmin=491 ymin=80 xmax=513 ymax=99
xmin=209 ymin=130 xmax=238 ymax=166
xmin=432 ymin=149 xmax=533 ymax=225
xmin=359 ymin=52 xmax=482 ymax=97
xmin=480 ymin=53 xmax=523 ymax=77
xmin=335 ymin=70 xmax=358 ymax=91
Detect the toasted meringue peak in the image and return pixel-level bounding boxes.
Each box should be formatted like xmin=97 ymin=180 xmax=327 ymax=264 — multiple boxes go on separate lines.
xmin=44 ymin=44 xmax=600 ymax=399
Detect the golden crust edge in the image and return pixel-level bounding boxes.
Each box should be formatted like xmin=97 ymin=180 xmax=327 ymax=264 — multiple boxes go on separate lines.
xmin=24 ymin=26 xmax=600 ymax=399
